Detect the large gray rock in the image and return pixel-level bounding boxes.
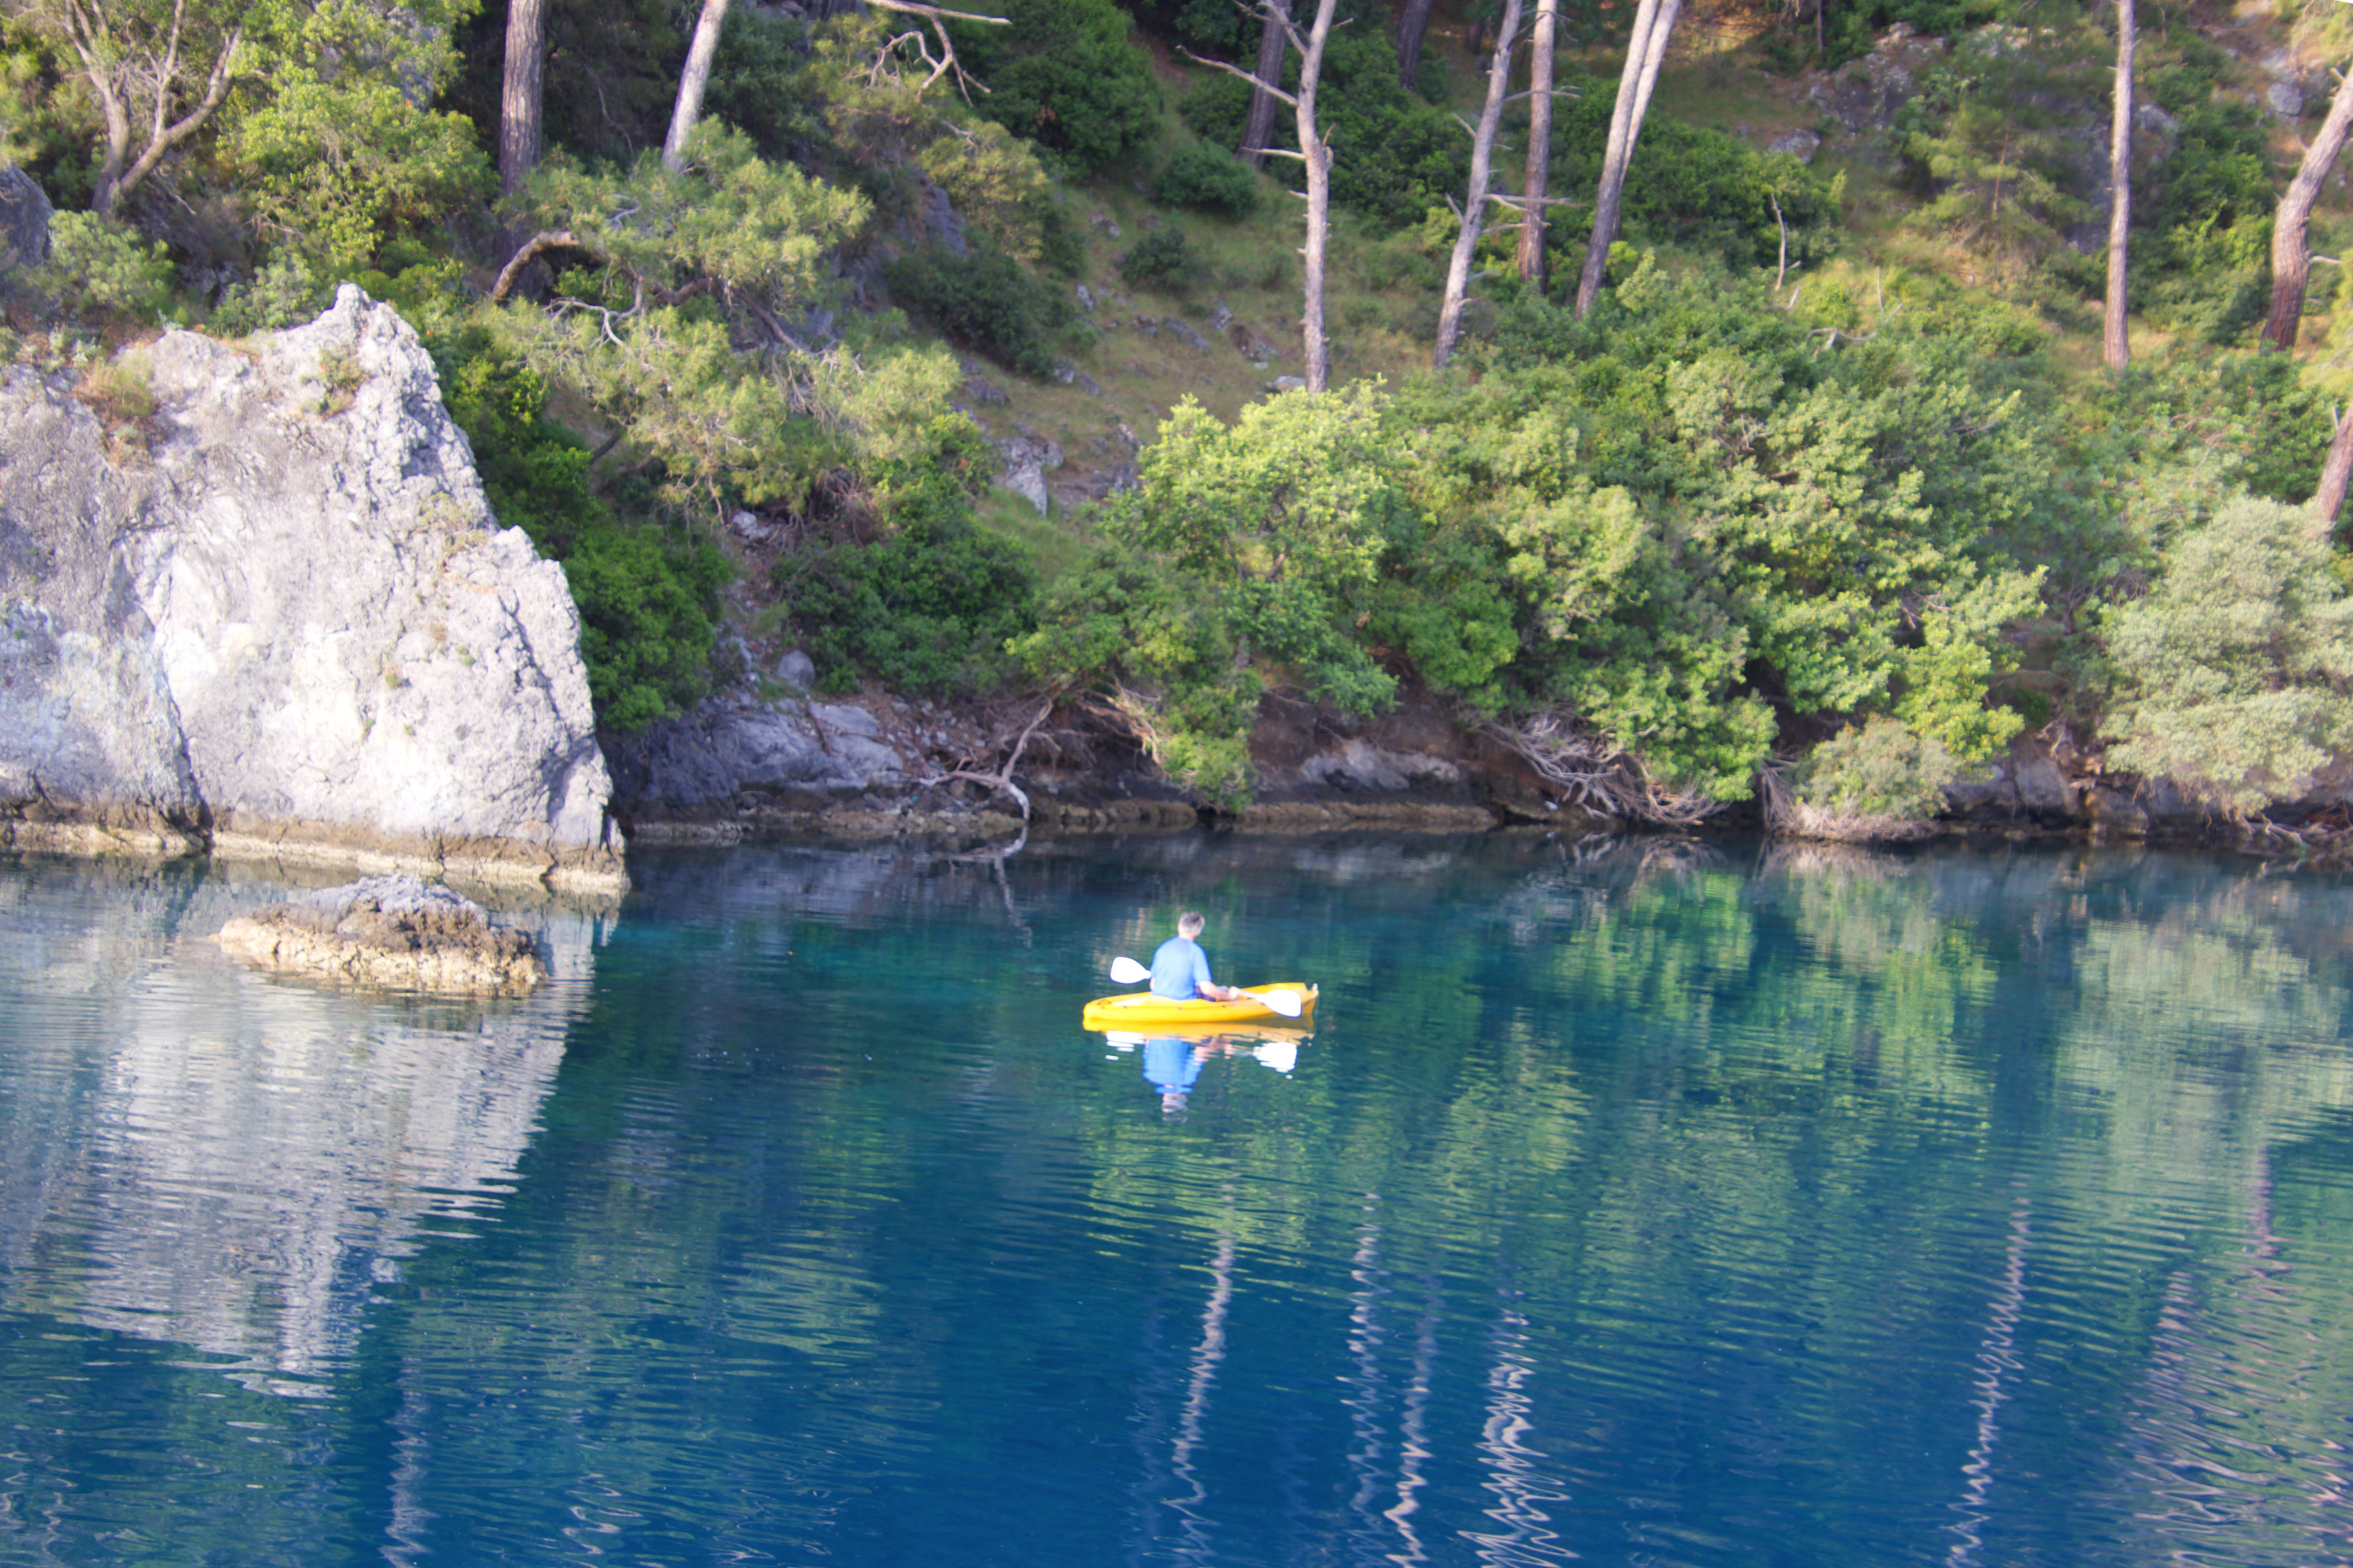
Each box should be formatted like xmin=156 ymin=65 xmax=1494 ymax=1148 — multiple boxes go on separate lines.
xmin=606 ymin=698 xmax=909 ymax=823
xmin=0 ymin=165 xmax=49 ymax=279
xmin=0 ymin=285 xmax=624 ymax=890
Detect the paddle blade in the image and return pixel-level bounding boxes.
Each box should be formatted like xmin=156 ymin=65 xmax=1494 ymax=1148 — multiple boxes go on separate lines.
xmin=1254 ymin=1039 xmax=1298 ymax=1074
xmin=1262 ymin=989 xmax=1304 ymax=1017
xmin=1109 ymin=956 xmax=1151 ymax=985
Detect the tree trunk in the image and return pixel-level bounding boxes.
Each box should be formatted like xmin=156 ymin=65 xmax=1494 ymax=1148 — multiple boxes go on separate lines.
xmin=1435 ymin=0 xmax=1527 ymax=367
xmin=2317 ymin=406 xmax=2353 ymax=537
xmin=71 ymin=2 xmax=243 ymax=216
xmin=1395 ymin=0 xmax=1435 ymax=89
xmin=662 ymin=0 xmax=732 ymax=174
xmin=1241 ymin=1 xmax=1289 ymax=169
xmin=2265 ymin=62 xmax=2353 ymax=351
xmin=1574 ymin=0 xmax=1683 ymax=317
xmin=1297 ymin=0 xmax=1341 ymax=392
xmin=1517 ymin=0 xmax=1559 ymax=289
xmin=2102 ymin=0 xmax=2132 ymax=370
xmin=499 ymin=0 xmax=549 ymax=200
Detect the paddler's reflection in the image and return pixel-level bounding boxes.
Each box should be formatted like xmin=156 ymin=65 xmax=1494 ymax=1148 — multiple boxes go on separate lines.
xmin=1144 ymin=1035 xmax=1208 ymax=1112
xmin=1129 ymin=1030 xmax=1302 ymax=1113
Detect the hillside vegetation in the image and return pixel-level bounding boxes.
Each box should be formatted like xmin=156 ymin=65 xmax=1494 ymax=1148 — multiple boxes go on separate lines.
xmin=6 ymin=0 xmax=2353 ymax=829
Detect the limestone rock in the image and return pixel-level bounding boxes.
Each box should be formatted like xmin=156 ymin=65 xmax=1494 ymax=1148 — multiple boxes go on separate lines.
xmin=0 ymin=285 xmax=622 ymax=889
xmin=1162 ymin=317 xmax=1212 ymax=352
xmin=995 ymin=432 xmax=1063 ymax=515
xmin=1768 ymin=129 xmax=1822 ymax=164
xmin=0 ymin=164 xmax=50 ymax=278
xmin=216 ymin=875 xmax=546 ymax=992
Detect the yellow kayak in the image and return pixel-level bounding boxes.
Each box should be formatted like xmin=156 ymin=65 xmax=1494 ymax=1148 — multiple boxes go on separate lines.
xmin=1081 ymin=982 xmax=1318 ymax=1029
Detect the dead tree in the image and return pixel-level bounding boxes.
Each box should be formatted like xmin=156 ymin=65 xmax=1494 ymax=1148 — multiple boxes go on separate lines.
xmin=1434 ymin=0 xmax=1527 ymax=367
xmin=1184 ymin=0 xmax=1342 ymax=391
xmin=662 ymin=0 xmax=733 ymax=172
xmin=1518 ymin=0 xmax=1561 ymax=288
xmin=2103 ymin=0 xmax=2134 ymax=370
xmin=1574 ymin=0 xmax=1684 ymax=318
xmin=2265 ymin=62 xmax=2353 ymax=351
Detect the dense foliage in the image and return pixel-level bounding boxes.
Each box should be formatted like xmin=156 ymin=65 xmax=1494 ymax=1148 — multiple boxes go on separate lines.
xmin=434 ymin=332 xmax=731 ymax=732
xmin=7 ymin=0 xmax=2353 ymax=821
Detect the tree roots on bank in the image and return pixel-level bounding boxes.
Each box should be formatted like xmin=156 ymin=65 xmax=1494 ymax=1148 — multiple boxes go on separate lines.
xmin=1481 ymin=710 xmax=1721 ymax=828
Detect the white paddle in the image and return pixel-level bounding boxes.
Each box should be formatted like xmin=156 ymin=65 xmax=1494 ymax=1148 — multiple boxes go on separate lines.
xmin=1107 ymin=957 xmax=1304 ymax=1017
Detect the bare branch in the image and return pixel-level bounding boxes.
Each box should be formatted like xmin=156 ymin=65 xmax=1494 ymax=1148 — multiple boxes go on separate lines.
xmin=1180 ymin=45 xmax=1301 ymax=105
xmin=866 ymin=0 xmax=1010 ymax=23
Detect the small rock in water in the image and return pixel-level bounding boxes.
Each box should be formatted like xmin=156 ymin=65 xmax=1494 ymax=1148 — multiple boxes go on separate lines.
xmin=216 ymin=875 xmax=544 ymax=993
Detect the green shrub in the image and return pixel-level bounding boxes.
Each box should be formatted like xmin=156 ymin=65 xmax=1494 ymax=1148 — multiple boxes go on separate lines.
xmin=2102 ymin=497 xmax=2353 ymax=818
xmin=1179 ymin=26 xmax=1467 ymax=231
xmin=787 ymin=511 xmax=1037 ymax=695
xmin=1796 ymin=716 xmax=1958 ymax=822
xmin=949 ymin=0 xmax=1158 ymax=175
xmin=884 ymin=241 xmax=1073 ymax=378
xmin=1551 ymin=87 xmax=1839 ymax=269
xmin=433 ymin=329 xmax=728 ymax=731
xmin=1118 ymin=226 xmax=1193 ymax=289
xmin=1155 ymin=143 xmax=1259 ymax=219
xmin=38 ymin=212 xmax=173 ymax=322
xmin=211 ymin=255 xmax=328 ymax=335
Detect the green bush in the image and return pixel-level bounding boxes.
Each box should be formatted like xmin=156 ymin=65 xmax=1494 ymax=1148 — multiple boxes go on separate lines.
xmin=1118 ymin=226 xmax=1194 ymax=289
xmin=2102 ymin=497 xmax=2353 ymax=818
xmin=1551 ymin=86 xmax=1839 ymax=270
xmin=1154 ymin=143 xmax=1259 ymax=219
xmin=950 ymin=0 xmax=1158 ymax=175
xmin=210 ymin=255 xmax=328 ymax=335
xmin=38 ymin=212 xmax=173 ymax=322
xmin=1796 ymin=716 xmax=1958 ymax=821
xmin=884 ymin=241 xmax=1073 ymax=378
xmin=433 ymin=329 xmax=728 ymax=731
xmin=1179 ymin=26 xmax=1467 ymax=231
xmin=787 ymin=508 xmax=1037 ymax=696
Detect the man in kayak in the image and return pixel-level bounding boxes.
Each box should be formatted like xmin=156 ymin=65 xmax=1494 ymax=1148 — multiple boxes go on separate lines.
xmin=1149 ymin=912 xmax=1244 ymax=1003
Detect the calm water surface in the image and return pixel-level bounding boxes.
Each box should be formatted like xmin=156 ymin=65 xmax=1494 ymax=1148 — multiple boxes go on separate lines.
xmin=0 ymin=834 xmax=2349 ymax=1567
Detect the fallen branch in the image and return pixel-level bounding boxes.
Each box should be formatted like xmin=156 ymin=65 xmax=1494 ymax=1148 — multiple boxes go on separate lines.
xmin=915 ymin=696 xmax=1056 ymax=821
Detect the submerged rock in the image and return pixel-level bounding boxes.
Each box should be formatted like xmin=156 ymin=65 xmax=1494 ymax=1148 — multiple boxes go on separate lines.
xmin=216 ymin=875 xmax=546 ymax=992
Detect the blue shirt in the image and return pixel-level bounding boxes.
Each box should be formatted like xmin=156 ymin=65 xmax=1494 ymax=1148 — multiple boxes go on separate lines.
xmin=1143 ymin=1036 xmax=1205 ymax=1096
xmin=1149 ymin=935 xmax=1216 ymax=1000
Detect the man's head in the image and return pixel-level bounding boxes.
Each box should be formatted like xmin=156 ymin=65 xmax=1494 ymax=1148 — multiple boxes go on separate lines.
xmin=1178 ymin=911 xmax=1205 ymax=939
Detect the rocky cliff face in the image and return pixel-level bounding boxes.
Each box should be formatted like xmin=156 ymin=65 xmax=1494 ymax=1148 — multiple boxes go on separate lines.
xmin=0 ymin=286 xmax=624 ymax=890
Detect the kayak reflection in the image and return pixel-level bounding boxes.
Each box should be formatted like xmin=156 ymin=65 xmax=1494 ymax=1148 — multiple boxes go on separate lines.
xmin=1099 ymin=1025 xmax=1309 ymax=1112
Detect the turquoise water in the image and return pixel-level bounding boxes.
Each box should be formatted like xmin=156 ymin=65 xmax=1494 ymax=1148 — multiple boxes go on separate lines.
xmin=1 ymin=834 xmax=2351 ymax=1567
